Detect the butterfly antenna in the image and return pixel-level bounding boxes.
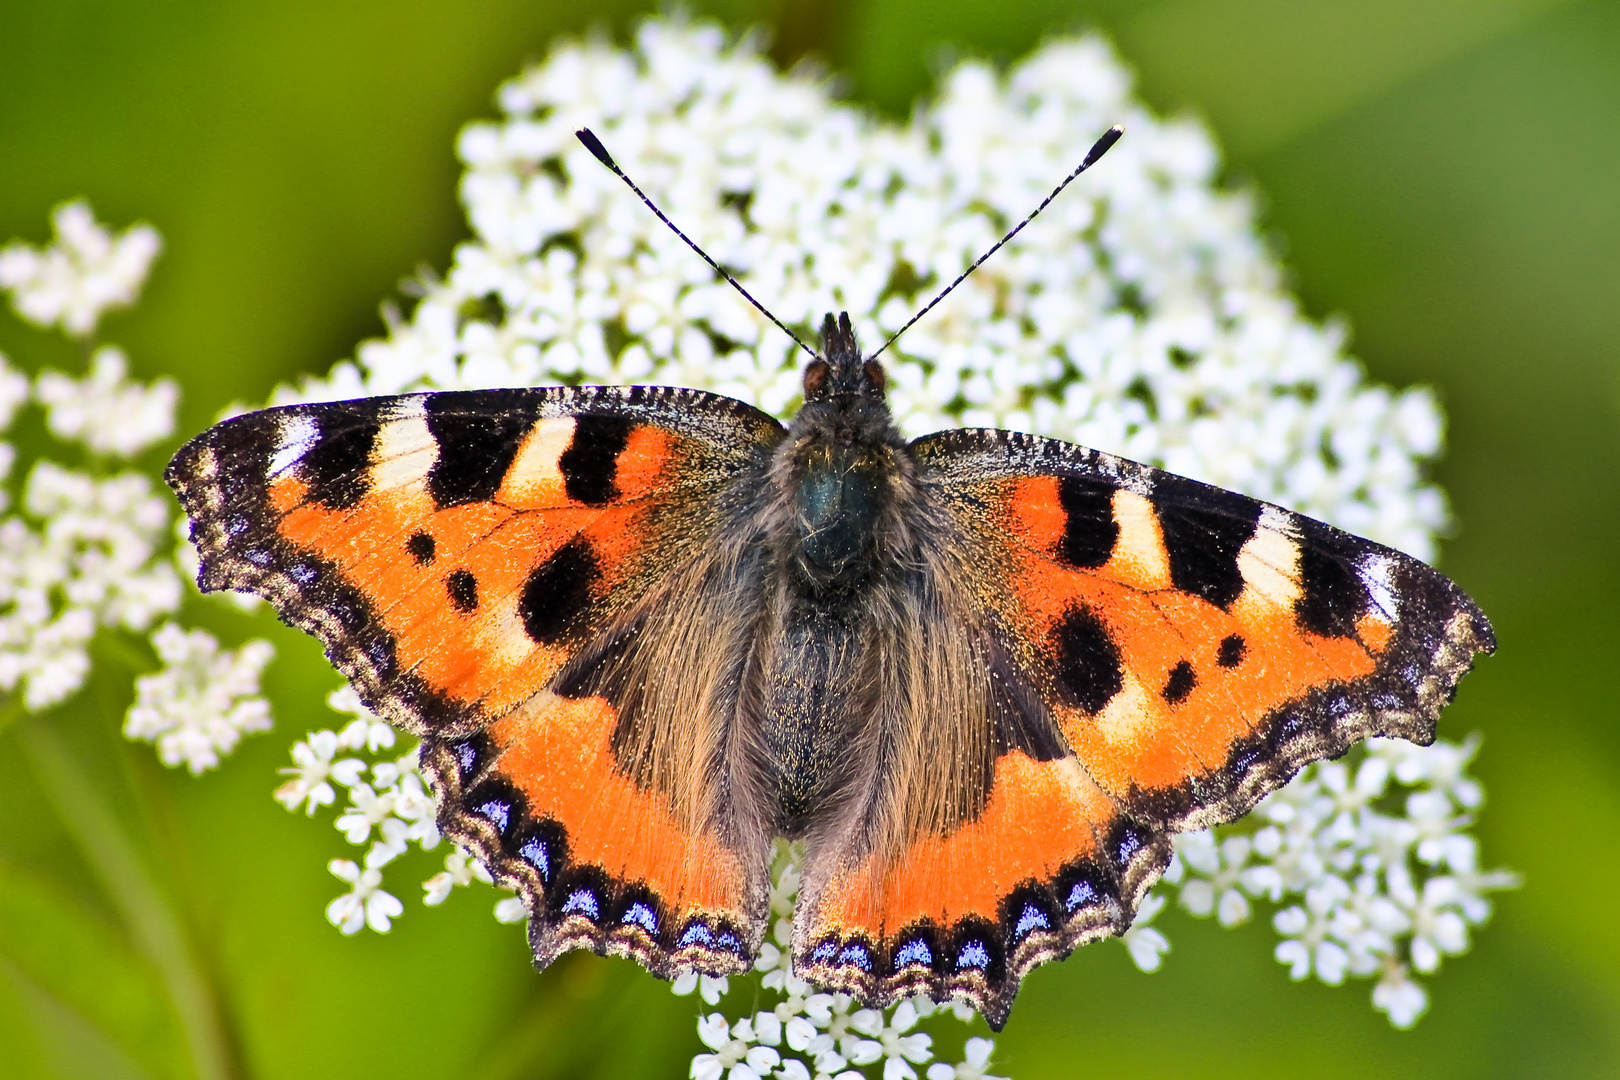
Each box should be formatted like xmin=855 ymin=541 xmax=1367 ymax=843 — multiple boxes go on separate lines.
xmin=867 ymin=125 xmax=1125 ymax=362
xmin=576 ymin=128 xmax=816 ymax=360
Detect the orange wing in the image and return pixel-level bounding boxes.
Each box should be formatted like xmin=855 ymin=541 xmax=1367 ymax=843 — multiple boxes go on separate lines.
xmin=793 ymin=428 xmax=1493 ymax=1028
xmin=167 ymin=385 xmax=785 ymax=978
xmin=920 ymin=429 xmax=1493 ymax=831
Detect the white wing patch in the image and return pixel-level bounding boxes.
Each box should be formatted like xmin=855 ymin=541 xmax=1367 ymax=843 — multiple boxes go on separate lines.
xmin=369 ymin=398 xmax=437 ymax=494
xmin=269 ymin=415 xmax=319 ymax=479
xmin=1358 ymin=553 xmax=1401 ymax=621
xmin=1234 ymin=507 xmax=1303 ymax=609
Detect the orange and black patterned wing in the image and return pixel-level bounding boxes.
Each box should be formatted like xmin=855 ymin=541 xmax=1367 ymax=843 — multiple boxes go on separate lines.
xmin=920 ymin=429 xmax=1492 ymax=831
xmin=793 ymin=428 xmax=1492 ymax=1028
xmin=166 ymin=386 xmax=786 ymax=978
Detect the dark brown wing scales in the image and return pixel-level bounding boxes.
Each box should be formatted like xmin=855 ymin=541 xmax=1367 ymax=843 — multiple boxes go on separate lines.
xmin=1054 ymin=475 xmax=1119 ymax=568
xmin=423 ymin=388 xmax=540 ymax=507
xmin=167 ymin=385 xmax=787 ymax=980
xmin=1149 ymin=472 xmax=1259 ymax=608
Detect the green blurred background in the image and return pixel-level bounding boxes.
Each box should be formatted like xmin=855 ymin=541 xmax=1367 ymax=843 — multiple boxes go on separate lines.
xmin=1 ymin=0 xmax=1617 ymax=1076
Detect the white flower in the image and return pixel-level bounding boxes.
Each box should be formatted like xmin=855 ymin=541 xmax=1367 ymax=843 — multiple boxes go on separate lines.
xmin=25 ymin=462 xmax=182 ymax=630
xmin=801 ymin=993 xmax=881 ymax=1074
xmin=1273 ymin=875 xmax=1353 ymax=985
xmin=1371 ymin=733 xmax=1484 ymax=810
xmin=122 ymin=623 xmax=274 ymax=774
xmin=327 ymin=684 xmax=395 ymax=752
xmin=690 ymin=1013 xmax=782 ymax=1080
xmin=772 ymin=973 xmax=817 ymax=1030
xmin=1400 ymin=877 xmax=1472 ymax=974
xmin=390 ymin=768 xmax=440 ymax=847
xmin=755 ymin=940 xmax=792 ymax=982
xmin=1144 ymin=739 xmax=1513 ymax=1025
xmin=1405 ymin=789 xmax=1476 ymax=870
xmin=1319 ymin=756 xmax=1391 ymax=826
xmin=1447 ymin=864 xmax=1520 ymax=926
xmin=325 ymin=844 xmax=405 ymax=934
xmin=0 ymin=353 xmax=30 ymax=498
xmin=1175 ymin=830 xmax=1256 ymax=926
xmin=862 ymin=999 xmax=933 ymax=1080
xmin=0 ymin=461 xmax=181 ymax=710
xmin=673 ymin=970 xmax=733 ymax=1006
xmin=836 ymin=1012 xmax=885 ymax=1069
xmin=1330 ymin=874 xmax=1409 ymax=977
xmin=274 ymin=729 xmax=366 ymax=813
xmin=493 ymin=893 xmax=530 ymax=924
xmin=34 ymin=346 xmax=178 ymax=458
xmin=1372 ymin=962 xmax=1429 ymax=1029
xmin=423 ymin=848 xmax=493 ymax=905
xmin=334 ymin=782 xmax=398 ymax=844
xmin=290 ymin=18 xmax=1449 ymax=561
xmin=1355 ymin=807 xmax=1421 ymax=880
xmin=0 ymin=200 xmax=161 ymax=338
xmin=1121 ymin=890 xmax=1171 ymax=972
xmin=926 ymin=1038 xmax=1007 ymax=1080
xmin=676 ymin=844 xmax=980 ymax=1080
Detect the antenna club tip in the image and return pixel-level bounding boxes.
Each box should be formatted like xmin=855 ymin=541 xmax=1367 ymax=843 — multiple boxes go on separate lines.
xmin=1081 ymin=124 xmax=1125 ymax=168
xmin=576 ymin=128 xmax=616 ymax=169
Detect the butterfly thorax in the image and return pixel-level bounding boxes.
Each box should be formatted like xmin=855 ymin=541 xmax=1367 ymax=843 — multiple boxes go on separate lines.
xmin=779 ymin=312 xmax=904 ymax=598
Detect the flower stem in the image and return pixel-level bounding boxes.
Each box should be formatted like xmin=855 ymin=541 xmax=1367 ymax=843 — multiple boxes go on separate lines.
xmin=16 ymin=719 xmax=235 ymax=1080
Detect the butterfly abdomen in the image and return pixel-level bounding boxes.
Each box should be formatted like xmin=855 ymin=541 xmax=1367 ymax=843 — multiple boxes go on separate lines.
xmin=758 ymin=604 xmax=869 ymax=836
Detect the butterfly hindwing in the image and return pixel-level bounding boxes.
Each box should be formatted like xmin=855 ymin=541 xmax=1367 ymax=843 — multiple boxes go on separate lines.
xmin=794 ymin=741 xmax=1167 ymax=1028
xmin=782 ymin=454 xmax=1172 ymax=1028
xmin=167 ymin=385 xmax=788 ymax=977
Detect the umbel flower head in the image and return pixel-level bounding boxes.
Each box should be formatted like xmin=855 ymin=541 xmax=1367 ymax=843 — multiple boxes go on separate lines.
xmin=0 ymin=200 xmax=161 ymax=339
xmin=0 ymin=208 xmax=199 ymax=717
xmin=242 ymin=13 xmax=1509 ymax=1074
xmin=283 ymin=18 xmax=1447 ymax=562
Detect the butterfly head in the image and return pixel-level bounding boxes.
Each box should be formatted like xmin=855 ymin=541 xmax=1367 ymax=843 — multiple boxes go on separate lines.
xmin=802 ymin=312 xmax=887 ymax=406
xmin=780 ymin=312 xmax=902 ymax=593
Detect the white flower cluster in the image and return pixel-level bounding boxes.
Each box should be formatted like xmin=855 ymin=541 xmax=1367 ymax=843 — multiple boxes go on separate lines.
xmin=254 ymin=12 xmax=1507 ymax=1046
xmin=275 ymin=686 xmax=527 ymax=933
xmin=282 ymin=17 xmax=1445 ymax=558
xmin=36 ymin=345 xmax=178 ymax=458
xmin=123 ymin=623 xmax=274 ymax=774
xmin=0 ymin=200 xmax=161 ymax=339
xmin=681 ymin=845 xmax=1004 ymax=1080
xmin=0 ymin=202 xmax=274 ymax=775
xmin=1142 ymin=736 xmax=1516 ymax=1028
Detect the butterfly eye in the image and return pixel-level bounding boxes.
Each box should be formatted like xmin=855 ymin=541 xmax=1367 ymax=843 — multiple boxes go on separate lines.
xmin=803 ymin=359 xmax=831 ymax=398
xmin=862 ymin=359 xmax=887 ymax=394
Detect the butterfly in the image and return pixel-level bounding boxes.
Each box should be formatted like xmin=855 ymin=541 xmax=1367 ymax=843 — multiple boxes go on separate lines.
xmin=165 ymin=128 xmax=1494 ymax=1029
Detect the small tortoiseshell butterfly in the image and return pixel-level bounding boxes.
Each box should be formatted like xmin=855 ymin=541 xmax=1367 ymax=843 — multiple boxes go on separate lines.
xmin=166 ymin=127 xmax=1493 ymax=1028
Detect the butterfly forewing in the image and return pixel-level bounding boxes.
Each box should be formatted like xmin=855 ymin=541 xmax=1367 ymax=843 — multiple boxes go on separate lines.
xmin=167 ymin=385 xmax=787 ymax=979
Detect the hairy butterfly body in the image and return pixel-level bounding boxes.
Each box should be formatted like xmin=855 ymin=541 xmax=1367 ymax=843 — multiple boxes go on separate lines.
xmin=167 ymin=311 xmax=1493 ymax=1027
